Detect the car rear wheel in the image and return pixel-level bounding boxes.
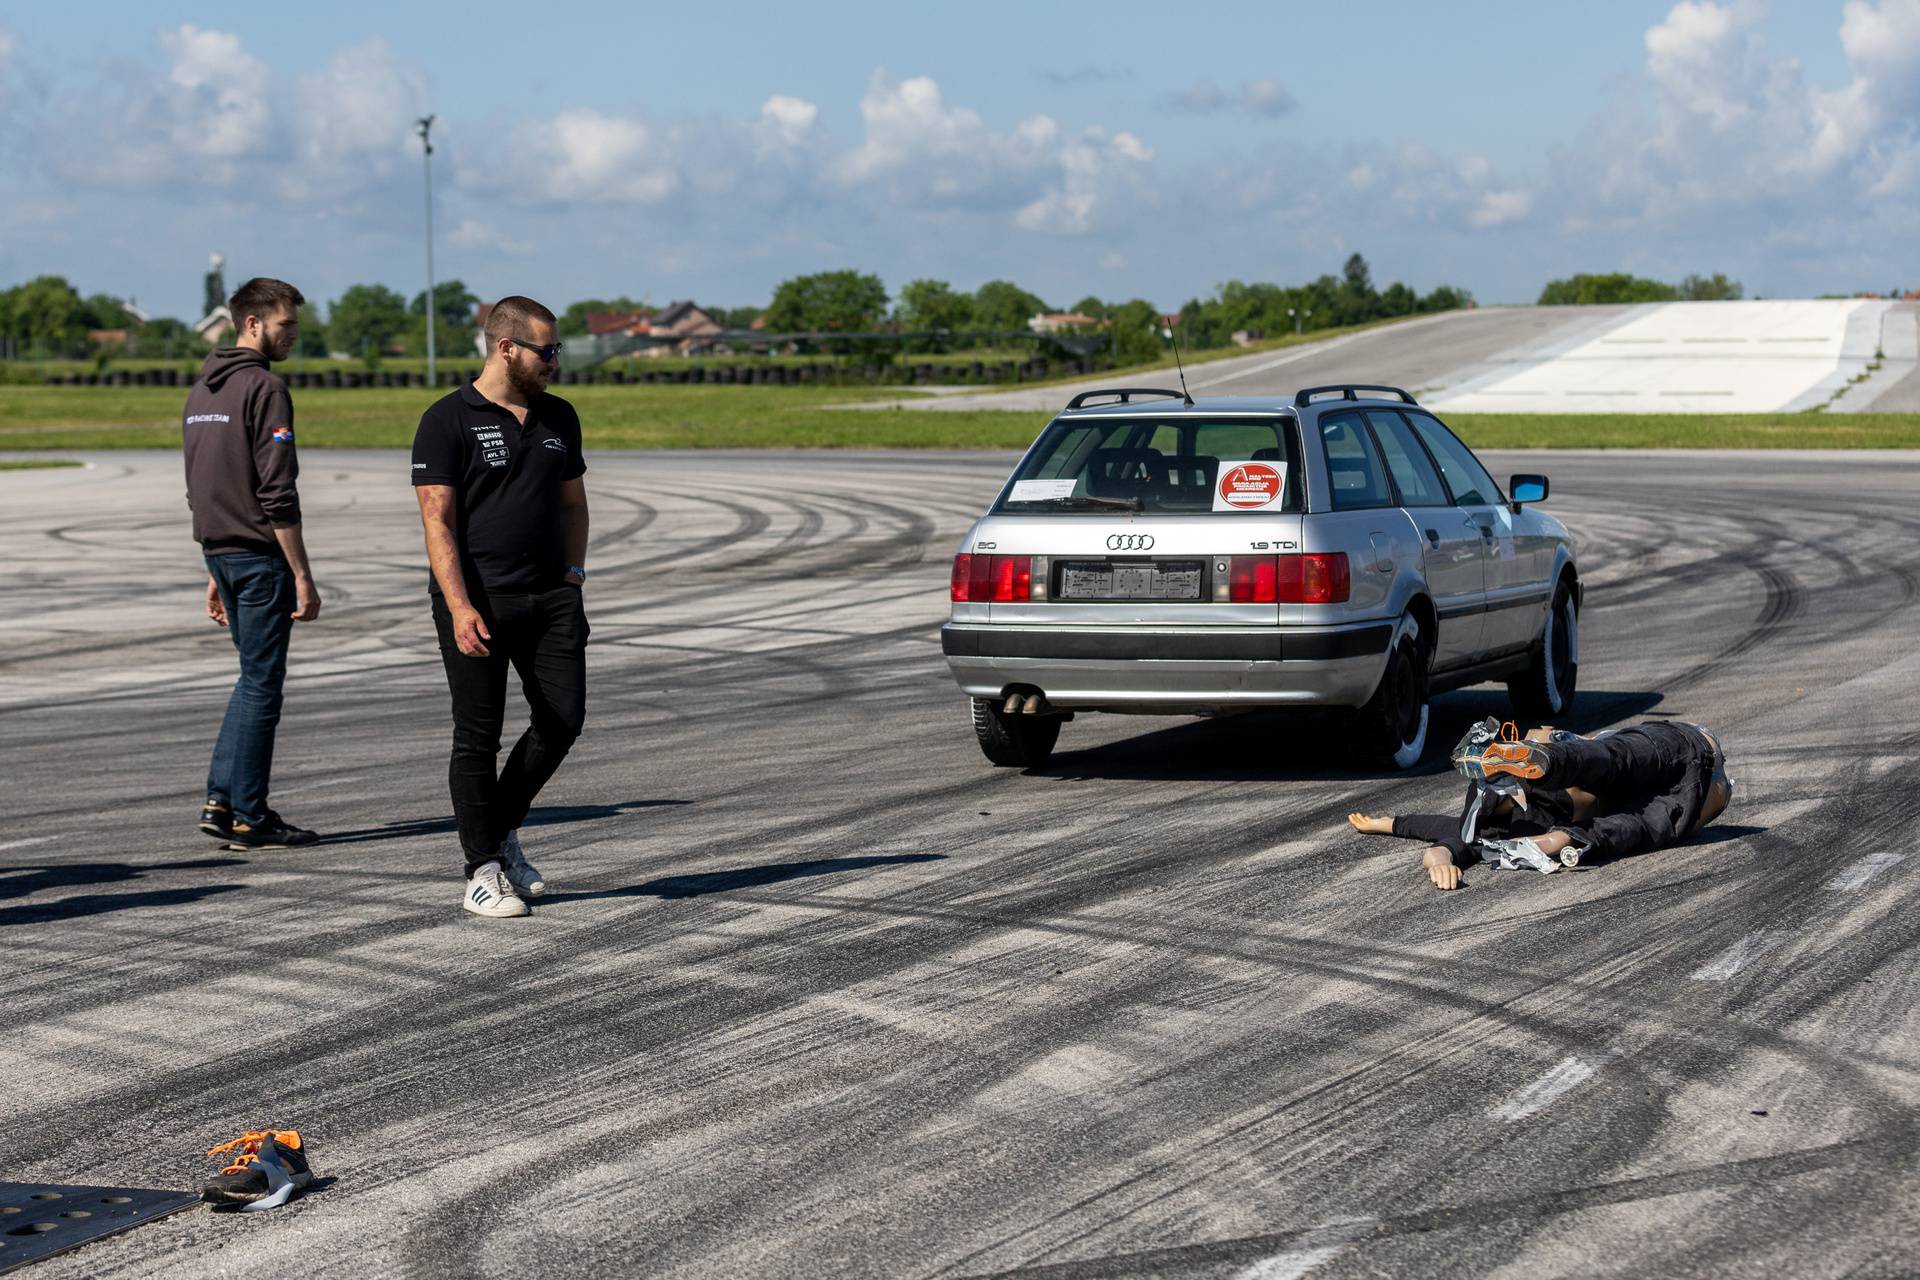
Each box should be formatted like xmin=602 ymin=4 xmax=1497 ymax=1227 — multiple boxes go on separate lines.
xmin=1509 ymin=579 xmax=1578 ymax=721
xmin=1354 ymin=617 xmax=1430 ymax=770
xmin=971 ymin=697 xmax=1062 ymax=767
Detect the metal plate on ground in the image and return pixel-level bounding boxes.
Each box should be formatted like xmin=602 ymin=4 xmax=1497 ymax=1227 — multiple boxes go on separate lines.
xmin=0 ymin=1182 xmax=198 ymax=1274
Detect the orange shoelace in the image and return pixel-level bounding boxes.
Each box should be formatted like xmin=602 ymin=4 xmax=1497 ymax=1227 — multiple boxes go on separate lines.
xmin=208 ymin=1130 xmax=301 ymax=1175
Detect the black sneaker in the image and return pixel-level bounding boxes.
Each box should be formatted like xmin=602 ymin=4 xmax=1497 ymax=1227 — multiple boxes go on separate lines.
xmin=202 ymin=1129 xmax=313 ymax=1210
xmin=198 ymin=800 xmax=233 ymax=840
xmin=226 ymin=811 xmax=319 ymax=850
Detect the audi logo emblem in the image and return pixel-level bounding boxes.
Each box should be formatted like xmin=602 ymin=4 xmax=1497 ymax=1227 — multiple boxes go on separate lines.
xmin=1106 ymin=534 xmax=1155 ymax=551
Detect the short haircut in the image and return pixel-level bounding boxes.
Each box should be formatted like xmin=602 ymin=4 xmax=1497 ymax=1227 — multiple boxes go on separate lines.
xmin=485 ymin=295 xmax=557 ymax=346
xmin=228 ymin=278 xmax=305 ymax=327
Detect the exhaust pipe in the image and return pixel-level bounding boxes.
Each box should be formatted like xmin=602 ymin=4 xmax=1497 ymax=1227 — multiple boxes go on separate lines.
xmin=1002 ymin=692 xmax=1051 ymax=715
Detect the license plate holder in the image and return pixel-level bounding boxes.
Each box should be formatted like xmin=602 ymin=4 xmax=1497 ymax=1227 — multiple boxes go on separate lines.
xmin=1057 ymin=560 xmax=1204 ymax=601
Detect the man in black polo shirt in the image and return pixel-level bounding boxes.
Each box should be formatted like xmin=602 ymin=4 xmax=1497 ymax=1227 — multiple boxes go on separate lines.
xmin=411 ymin=295 xmax=590 ymax=918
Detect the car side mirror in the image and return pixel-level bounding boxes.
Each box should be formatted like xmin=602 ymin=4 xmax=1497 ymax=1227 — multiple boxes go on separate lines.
xmin=1509 ymin=474 xmax=1548 ymax=509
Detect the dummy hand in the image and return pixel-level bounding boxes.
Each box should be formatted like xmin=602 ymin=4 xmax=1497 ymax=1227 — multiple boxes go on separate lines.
xmin=1347 ymin=813 xmax=1393 ymax=835
xmin=1424 ymin=845 xmax=1462 ymax=890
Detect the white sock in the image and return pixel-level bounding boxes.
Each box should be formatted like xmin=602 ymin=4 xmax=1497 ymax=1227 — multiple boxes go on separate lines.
xmin=472 ymin=859 xmax=503 ymax=881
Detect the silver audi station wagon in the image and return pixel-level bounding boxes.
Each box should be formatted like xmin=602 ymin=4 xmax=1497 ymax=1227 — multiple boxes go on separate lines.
xmin=941 ymin=385 xmax=1581 ymax=769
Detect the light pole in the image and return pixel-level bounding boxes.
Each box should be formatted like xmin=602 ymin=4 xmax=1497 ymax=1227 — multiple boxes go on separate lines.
xmin=417 ymin=114 xmax=437 ymax=387
xmin=1288 ymin=306 xmax=1313 ymax=336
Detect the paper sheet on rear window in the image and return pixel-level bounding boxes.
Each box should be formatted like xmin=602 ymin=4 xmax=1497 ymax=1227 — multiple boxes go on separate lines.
xmin=1010 ymin=479 xmax=1077 ymax=501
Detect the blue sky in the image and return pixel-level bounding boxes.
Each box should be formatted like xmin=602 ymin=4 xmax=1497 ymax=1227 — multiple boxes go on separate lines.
xmin=1 ymin=2 xmax=1914 ymax=320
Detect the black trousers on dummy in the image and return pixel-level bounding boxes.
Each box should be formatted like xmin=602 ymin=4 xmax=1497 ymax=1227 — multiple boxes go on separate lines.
xmin=1393 ymin=722 xmax=1722 ymax=861
xmin=432 ymin=586 xmax=588 ymax=875
xmin=1545 ymin=722 xmax=1719 ymax=858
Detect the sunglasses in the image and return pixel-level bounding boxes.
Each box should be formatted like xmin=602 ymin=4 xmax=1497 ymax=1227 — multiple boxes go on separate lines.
xmin=508 ymin=338 xmax=563 ymax=364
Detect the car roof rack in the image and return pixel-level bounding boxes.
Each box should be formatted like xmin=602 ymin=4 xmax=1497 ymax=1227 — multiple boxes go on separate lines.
xmin=1292 ymin=384 xmax=1417 ymax=407
xmin=1064 ymin=387 xmax=1188 ymax=411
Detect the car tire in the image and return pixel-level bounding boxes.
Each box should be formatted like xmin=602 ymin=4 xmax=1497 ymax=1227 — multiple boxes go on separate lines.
xmin=971 ymin=698 xmax=1062 ymax=767
xmin=1509 ymin=578 xmax=1579 ymax=720
xmin=1354 ymin=618 xmax=1430 ymax=770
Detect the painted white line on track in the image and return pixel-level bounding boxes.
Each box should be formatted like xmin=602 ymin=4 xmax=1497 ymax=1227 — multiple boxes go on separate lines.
xmin=1826 ymin=851 xmax=1902 ymax=891
xmin=1233 ymin=1218 xmax=1376 ymax=1280
xmin=0 ymin=836 xmax=54 ymax=852
xmin=1489 ymin=1055 xmax=1611 ymax=1122
xmin=1691 ymin=929 xmax=1797 ymax=981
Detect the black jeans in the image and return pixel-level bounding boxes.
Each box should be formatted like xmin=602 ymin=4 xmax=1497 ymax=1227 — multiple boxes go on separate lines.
xmin=432 ymin=586 xmax=588 ymax=875
xmin=1397 ymin=722 xmax=1722 ymax=861
xmin=205 ymin=552 xmax=296 ymax=826
xmin=1541 ymin=722 xmax=1721 ymax=859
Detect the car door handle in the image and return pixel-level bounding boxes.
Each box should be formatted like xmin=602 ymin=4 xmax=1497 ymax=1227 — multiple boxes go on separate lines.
xmin=1424 ymin=528 xmax=1441 ymax=546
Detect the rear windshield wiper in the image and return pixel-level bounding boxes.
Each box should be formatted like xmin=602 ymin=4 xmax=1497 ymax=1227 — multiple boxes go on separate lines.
xmin=1007 ymin=494 xmax=1144 ymax=512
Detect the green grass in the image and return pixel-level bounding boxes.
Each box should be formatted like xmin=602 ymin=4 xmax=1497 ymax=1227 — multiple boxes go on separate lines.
xmin=0 ymin=385 xmax=1039 ymax=449
xmin=3 ymin=383 xmax=1917 ymax=450
xmin=0 ymin=458 xmax=83 ymax=469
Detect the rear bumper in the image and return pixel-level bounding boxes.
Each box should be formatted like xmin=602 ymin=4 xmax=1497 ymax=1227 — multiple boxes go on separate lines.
xmin=941 ymin=623 xmax=1393 ymax=708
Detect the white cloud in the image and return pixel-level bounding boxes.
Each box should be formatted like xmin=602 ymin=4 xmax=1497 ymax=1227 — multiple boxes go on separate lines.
xmin=1243 ymin=79 xmax=1297 ymax=119
xmin=0 ymin=25 xmax=16 ymax=70
xmin=1469 ymin=190 xmax=1534 ymax=229
xmin=158 ymin=25 xmax=272 ymax=162
xmin=1160 ymin=77 xmax=1297 ymax=118
xmin=836 ymin=71 xmax=1055 ymax=191
xmin=537 ymin=109 xmax=681 ymax=205
xmin=448 ymin=219 xmax=533 ymax=257
xmin=759 ymin=94 xmax=818 ymax=147
xmin=294 ymin=39 xmax=424 ymax=172
xmin=1015 ymin=127 xmax=1155 ymax=235
xmin=1567 ymin=0 xmax=1920 ymax=218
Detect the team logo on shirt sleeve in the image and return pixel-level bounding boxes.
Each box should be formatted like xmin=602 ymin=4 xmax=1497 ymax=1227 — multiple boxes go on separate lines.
xmin=271 ymin=426 xmax=294 ymax=443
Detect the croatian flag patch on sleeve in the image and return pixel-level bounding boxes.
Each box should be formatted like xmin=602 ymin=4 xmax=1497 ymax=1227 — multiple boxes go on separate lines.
xmin=271 ymin=426 xmax=294 ymax=443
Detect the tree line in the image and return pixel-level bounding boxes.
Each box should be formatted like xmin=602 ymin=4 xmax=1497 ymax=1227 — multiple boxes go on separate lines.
xmin=735 ymin=254 xmax=1474 ymax=362
xmin=0 ymin=275 xmax=486 ymax=362
xmin=3 ymin=260 xmax=1821 ymax=367
xmin=1537 ymin=272 xmax=1743 ymax=304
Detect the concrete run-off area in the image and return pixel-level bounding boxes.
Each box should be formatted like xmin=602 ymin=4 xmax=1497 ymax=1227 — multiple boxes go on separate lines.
xmin=887 ymin=301 xmax=1920 ymax=417
xmin=0 ymin=451 xmax=1916 ymax=1277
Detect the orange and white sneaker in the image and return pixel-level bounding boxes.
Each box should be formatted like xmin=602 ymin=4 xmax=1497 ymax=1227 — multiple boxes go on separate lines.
xmin=1452 ymin=717 xmax=1550 ymax=782
xmin=202 ymin=1129 xmax=312 ymax=1211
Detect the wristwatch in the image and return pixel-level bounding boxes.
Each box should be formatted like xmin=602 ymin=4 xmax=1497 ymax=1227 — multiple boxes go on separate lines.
xmin=566 ymin=565 xmax=588 ymax=583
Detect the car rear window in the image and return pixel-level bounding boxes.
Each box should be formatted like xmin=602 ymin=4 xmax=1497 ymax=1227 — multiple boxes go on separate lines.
xmin=996 ymin=416 xmax=1303 ymax=514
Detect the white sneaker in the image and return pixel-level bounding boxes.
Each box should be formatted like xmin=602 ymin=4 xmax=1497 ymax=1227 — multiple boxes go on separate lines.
xmin=500 ymin=831 xmax=547 ymax=898
xmin=464 ymin=862 xmax=529 ymax=918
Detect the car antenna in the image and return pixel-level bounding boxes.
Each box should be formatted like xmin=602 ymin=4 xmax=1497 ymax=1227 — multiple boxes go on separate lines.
xmin=1163 ymin=312 xmax=1194 ymax=405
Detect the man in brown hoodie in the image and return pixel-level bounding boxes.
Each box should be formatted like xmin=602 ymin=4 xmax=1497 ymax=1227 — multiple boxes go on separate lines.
xmin=182 ymin=277 xmax=323 ymax=851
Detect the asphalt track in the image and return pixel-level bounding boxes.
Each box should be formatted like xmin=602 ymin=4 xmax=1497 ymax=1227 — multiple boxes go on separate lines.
xmin=1 ymin=449 xmax=1916 ymax=1278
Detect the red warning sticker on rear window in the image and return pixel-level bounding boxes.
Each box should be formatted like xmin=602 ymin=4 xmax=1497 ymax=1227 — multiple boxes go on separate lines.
xmin=1213 ymin=461 xmax=1286 ymax=511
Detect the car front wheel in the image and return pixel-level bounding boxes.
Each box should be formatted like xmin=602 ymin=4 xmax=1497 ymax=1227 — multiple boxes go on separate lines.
xmin=970 ymin=697 xmax=1062 ymax=767
xmin=1354 ymin=616 xmax=1430 ymax=770
xmin=1509 ymin=579 xmax=1578 ymax=720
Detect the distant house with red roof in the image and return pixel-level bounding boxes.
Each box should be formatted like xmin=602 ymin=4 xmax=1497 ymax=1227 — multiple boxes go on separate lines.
xmin=1028 ymin=311 xmax=1107 ymax=335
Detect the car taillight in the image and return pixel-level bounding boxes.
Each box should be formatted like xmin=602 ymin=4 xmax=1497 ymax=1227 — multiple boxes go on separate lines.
xmin=1228 ymin=555 xmax=1279 ymax=602
xmin=989 ymin=554 xmax=1032 ymax=602
xmin=951 ymin=553 xmax=991 ymax=601
xmin=1229 ymin=553 xmax=1351 ymax=603
xmin=1280 ymin=552 xmax=1350 ymax=603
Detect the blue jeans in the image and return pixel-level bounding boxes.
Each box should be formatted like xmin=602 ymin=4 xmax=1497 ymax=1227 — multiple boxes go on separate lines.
xmin=205 ymin=552 xmax=296 ymax=826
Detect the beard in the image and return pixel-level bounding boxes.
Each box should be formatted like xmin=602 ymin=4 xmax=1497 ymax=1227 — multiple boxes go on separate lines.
xmin=506 ymin=355 xmax=551 ymax=397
